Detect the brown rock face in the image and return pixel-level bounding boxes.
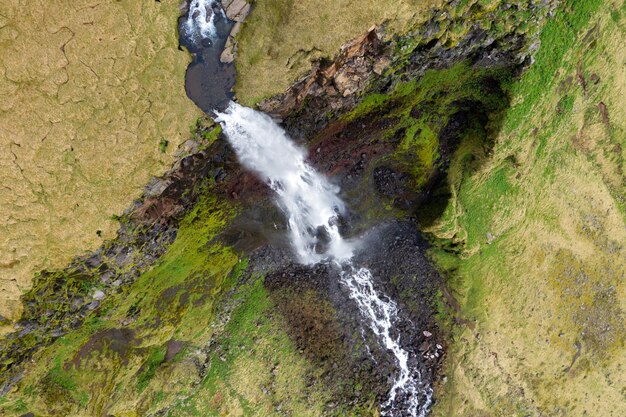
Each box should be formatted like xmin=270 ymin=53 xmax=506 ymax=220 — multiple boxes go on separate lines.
xmin=219 ymin=0 xmax=251 ymax=64
xmin=258 ymin=27 xmax=390 ymax=119
xmin=220 ymin=21 xmax=243 ymax=64
xmin=223 ymin=0 xmax=251 ymax=22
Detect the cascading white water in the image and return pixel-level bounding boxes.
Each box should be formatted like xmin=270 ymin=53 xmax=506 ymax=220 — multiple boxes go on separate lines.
xmin=185 ymin=0 xmax=221 ymax=39
xmin=216 ymin=103 xmax=353 ymax=264
xmin=216 ymin=102 xmax=432 ymax=416
xmin=342 ymin=267 xmax=432 ymax=417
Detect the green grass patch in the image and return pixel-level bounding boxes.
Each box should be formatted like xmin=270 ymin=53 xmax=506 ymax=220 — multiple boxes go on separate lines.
xmin=136 ymin=345 xmax=167 ymax=392
xmin=457 ymin=164 xmax=518 ymax=248
xmin=503 ymin=0 xmax=604 ymax=134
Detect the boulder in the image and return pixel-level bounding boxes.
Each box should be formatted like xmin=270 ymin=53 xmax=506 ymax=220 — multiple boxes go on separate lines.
xmin=220 ymin=21 xmax=242 ymax=63
xmin=224 ymin=0 xmax=250 ymax=22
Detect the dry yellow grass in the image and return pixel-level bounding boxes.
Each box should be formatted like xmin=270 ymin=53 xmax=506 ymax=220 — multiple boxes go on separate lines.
xmin=0 ymin=0 xmax=202 ymax=328
xmin=235 ymin=0 xmax=444 ymax=104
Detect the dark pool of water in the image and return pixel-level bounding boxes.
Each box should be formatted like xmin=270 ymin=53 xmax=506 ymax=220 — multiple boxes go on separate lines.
xmin=178 ymin=5 xmax=236 ymax=115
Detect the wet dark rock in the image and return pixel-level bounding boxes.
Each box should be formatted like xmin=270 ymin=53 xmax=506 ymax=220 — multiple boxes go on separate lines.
xmin=255 ymin=220 xmax=442 ymax=411
xmin=165 ymin=339 xmax=184 ymax=362
xmin=68 ymin=328 xmax=137 ymax=368
xmin=85 ymin=301 xmax=100 ymax=311
xmin=374 ymin=166 xmax=410 ymax=199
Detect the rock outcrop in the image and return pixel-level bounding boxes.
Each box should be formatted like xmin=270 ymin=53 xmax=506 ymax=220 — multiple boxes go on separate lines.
xmin=220 ymin=0 xmax=251 ymax=64
xmin=259 ymin=0 xmax=557 ymax=138
xmin=258 ymin=26 xmax=389 ymax=118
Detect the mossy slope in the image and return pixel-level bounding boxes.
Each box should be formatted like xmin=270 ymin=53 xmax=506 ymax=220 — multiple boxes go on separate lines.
xmin=424 ymin=1 xmax=626 ymax=415
xmin=0 ymin=187 xmax=368 ymax=416
xmin=0 ymin=191 xmax=241 ymax=416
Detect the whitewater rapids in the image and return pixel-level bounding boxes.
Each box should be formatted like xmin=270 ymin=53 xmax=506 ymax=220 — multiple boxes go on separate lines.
xmin=185 ymin=0 xmax=226 ymax=39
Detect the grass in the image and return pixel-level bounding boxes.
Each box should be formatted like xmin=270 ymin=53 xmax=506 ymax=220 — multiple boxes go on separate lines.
xmin=503 ymin=0 xmax=604 ymax=135
xmin=427 ymin=1 xmax=626 ymax=415
xmin=0 ymin=189 xmax=242 ymax=416
xmin=0 ymin=0 xmax=202 ymax=328
xmin=164 ymin=276 xmax=334 ymax=417
xmin=234 ymin=0 xmax=444 ymax=104
xmin=2 ymin=1 xmax=623 ymax=416
xmin=136 ymin=345 xmax=167 ymax=392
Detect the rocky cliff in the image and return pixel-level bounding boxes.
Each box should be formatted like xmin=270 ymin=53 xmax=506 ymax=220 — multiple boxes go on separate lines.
xmin=0 ymin=0 xmax=624 ymax=416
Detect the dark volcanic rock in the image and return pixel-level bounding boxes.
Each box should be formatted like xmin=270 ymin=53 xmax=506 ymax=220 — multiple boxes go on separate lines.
xmin=259 ymin=220 xmax=443 ymax=411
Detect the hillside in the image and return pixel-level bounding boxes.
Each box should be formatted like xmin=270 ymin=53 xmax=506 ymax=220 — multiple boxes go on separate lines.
xmin=0 ymin=0 xmax=201 ymax=329
xmin=0 ymin=1 xmax=623 ymax=416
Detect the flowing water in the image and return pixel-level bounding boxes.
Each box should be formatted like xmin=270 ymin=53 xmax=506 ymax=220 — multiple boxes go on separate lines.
xmin=183 ymin=4 xmax=432 ymax=415
xmin=179 ymin=0 xmax=235 ymax=112
xmin=216 ymin=103 xmax=432 ymax=417
xmin=185 ymin=0 xmax=224 ymax=39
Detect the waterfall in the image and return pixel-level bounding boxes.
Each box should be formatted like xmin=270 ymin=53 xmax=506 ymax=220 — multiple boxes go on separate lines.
xmin=216 ymin=102 xmax=432 ymax=416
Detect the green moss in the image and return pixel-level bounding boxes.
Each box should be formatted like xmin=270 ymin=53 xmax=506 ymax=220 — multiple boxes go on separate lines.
xmin=136 ymin=345 xmax=167 ymax=392
xmin=345 ymin=62 xmax=511 ymax=192
xmin=503 ymin=0 xmax=604 ymax=135
xmin=457 ymin=164 xmax=518 ymax=248
xmin=159 ymin=138 xmax=170 ymax=153
xmin=0 ymin=187 xmax=243 ymax=416
xmin=200 ymin=125 xmax=222 ymax=144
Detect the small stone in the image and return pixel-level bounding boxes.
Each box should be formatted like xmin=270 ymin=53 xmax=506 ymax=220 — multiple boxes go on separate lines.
xmin=86 ymin=301 xmax=100 ymax=310
xmin=423 ymin=330 xmax=432 ymax=337
xmin=93 ymin=290 xmax=105 ymax=300
xmin=100 ymin=271 xmax=114 ymax=284
xmin=70 ymin=298 xmax=84 ymax=312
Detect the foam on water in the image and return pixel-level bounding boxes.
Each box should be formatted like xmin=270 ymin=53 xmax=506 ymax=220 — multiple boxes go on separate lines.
xmin=216 ymin=101 xmax=432 ymax=416
xmin=185 ymin=0 xmax=221 ymax=40
xmin=216 ymin=103 xmax=352 ymax=263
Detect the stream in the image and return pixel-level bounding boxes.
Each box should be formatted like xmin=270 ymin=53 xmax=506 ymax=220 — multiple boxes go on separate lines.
xmin=181 ymin=2 xmax=432 ymax=415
